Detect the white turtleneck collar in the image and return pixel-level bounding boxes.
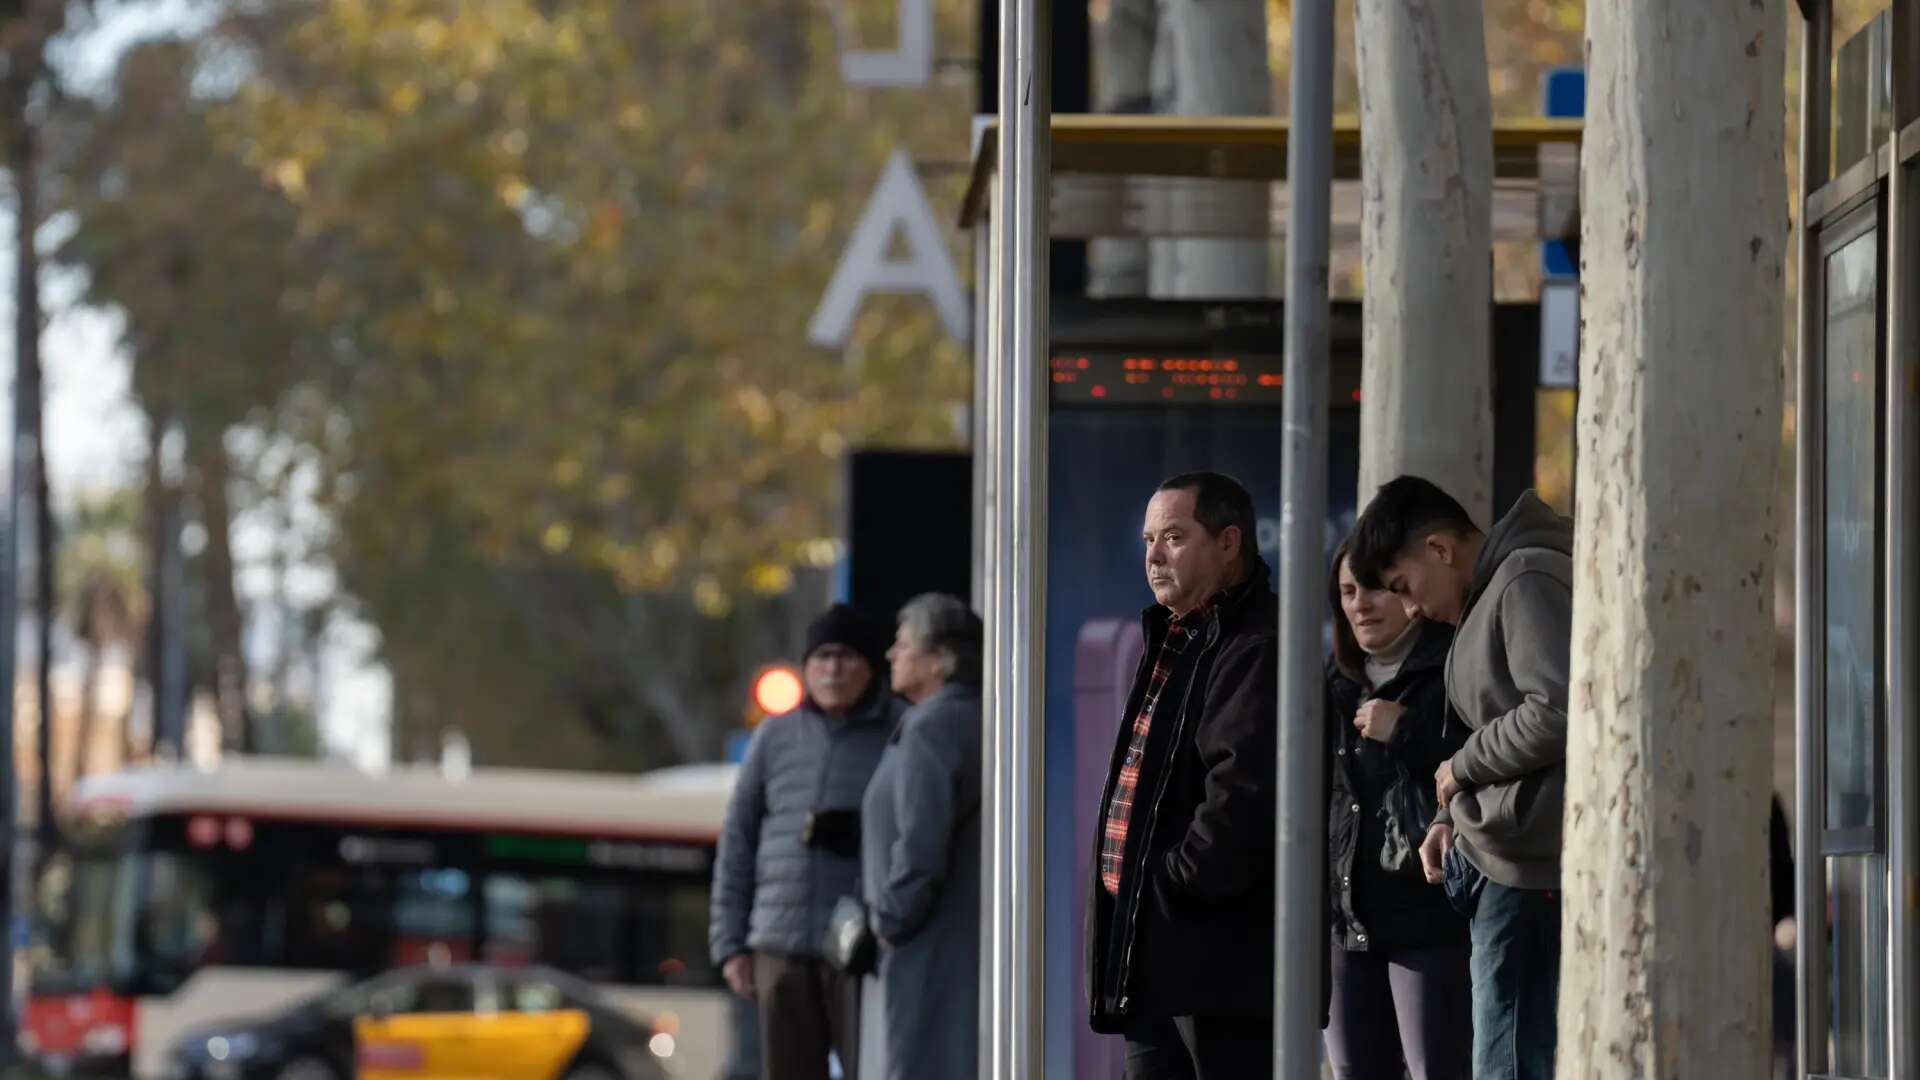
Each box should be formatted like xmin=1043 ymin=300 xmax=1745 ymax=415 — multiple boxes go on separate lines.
xmin=1363 ymin=619 xmax=1422 ymax=691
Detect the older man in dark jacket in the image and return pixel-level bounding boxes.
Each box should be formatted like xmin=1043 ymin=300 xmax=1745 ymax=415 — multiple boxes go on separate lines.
xmin=1088 ymin=472 xmax=1279 ymax=1079
xmin=711 ymin=604 xmax=905 ymax=1080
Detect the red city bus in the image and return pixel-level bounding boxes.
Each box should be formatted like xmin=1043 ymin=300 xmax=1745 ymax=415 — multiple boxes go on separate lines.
xmin=25 ymin=758 xmax=743 ymax=1079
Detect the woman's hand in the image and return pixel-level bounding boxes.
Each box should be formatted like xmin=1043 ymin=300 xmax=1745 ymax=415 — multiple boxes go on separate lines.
xmin=1418 ymin=823 xmax=1454 ymax=884
xmin=1353 ymin=699 xmax=1405 ymax=744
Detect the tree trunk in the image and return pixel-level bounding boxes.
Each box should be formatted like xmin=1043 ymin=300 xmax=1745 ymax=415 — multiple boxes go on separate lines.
xmin=1095 ymin=0 xmax=1155 ymax=116
xmin=1558 ymin=3 xmax=1785 ymax=1076
xmin=8 ymin=18 xmax=54 ymax=857
xmin=33 ymin=451 xmax=50 ymax=830
xmin=1086 ymin=0 xmax=1155 ymax=297
xmin=72 ymin=632 xmax=99 ymax=784
xmin=193 ymin=435 xmax=252 ymax=753
xmin=143 ymin=410 xmax=186 ymax=760
xmin=1352 ymin=0 xmax=1493 ymax=522
xmin=1150 ymin=0 xmax=1270 ymax=298
xmin=388 ymin=661 xmax=417 ymax=765
xmin=264 ymin=465 xmax=294 ymax=728
xmin=139 ymin=415 xmax=164 ymax=762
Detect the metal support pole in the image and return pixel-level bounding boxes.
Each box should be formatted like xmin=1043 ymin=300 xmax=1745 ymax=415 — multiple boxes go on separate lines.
xmin=1882 ymin=0 xmax=1920 ymax=1046
xmin=1885 ymin=140 xmax=1918 ymax=1080
xmin=971 ymin=136 xmax=992 ymax=613
xmin=978 ymin=149 xmax=1006 ymax=1071
xmin=1885 ymin=9 xmax=1920 ymax=1073
xmin=0 ymin=197 xmax=20 ymax=1073
xmin=1795 ymin=3 xmax=1831 ymax=1077
xmin=1274 ymin=0 xmax=1334 ymax=1074
xmin=986 ymin=0 xmax=1050 ymax=1073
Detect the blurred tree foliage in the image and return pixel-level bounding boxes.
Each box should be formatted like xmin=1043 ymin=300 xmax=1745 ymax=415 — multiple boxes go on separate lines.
xmin=216 ymin=0 xmax=973 ymax=593
xmin=55 ymin=0 xmax=976 ymax=767
xmin=51 ymin=0 xmax=1591 ymax=767
xmin=1261 ymin=0 xmax=1587 ymax=298
xmin=1263 ymin=0 xmax=1586 ymax=118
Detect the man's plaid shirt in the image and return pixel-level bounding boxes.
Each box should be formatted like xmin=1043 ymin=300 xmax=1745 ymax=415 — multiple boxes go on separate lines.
xmin=1100 ymin=604 xmax=1208 ymax=895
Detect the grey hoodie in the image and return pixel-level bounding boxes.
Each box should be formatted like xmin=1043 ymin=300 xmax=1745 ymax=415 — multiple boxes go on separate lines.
xmin=1442 ymin=491 xmax=1574 ymax=891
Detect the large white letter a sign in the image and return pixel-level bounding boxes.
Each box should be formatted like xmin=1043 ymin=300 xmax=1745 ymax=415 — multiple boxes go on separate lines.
xmin=807 ymin=150 xmax=968 ymax=350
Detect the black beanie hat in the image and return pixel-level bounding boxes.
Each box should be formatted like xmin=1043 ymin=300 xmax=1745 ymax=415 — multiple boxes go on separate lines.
xmin=804 ymin=603 xmax=888 ymax=672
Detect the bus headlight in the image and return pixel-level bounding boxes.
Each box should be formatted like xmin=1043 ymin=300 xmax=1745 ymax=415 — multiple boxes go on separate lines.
xmin=207 ymin=1033 xmax=263 ymax=1061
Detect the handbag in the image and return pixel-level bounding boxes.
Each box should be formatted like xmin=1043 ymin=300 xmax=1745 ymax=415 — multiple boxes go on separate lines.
xmin=825 ymin=894 xmax=878 ymax=976
xmin=1368 ymin=686 xmax=1438 ymax=878
xmin=1377 ymin=756 xmax=1437 ymax=877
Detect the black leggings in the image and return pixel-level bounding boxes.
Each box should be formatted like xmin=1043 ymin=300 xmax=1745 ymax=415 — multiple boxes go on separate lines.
xmin=1323 ymin=942 xmax=1472 ymax=1080
xmin=1124 ymin=1013 xmax=1274 ymax=1080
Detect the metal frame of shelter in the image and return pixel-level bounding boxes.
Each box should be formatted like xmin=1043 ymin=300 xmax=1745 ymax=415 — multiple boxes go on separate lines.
xmin=967 ymin=5 xmax=1582 ymax=1072
xmin=1793 ymin=2 xmax=1920 ymax=1077
xmin=959 ymin=115 xmax=1584 ymax=241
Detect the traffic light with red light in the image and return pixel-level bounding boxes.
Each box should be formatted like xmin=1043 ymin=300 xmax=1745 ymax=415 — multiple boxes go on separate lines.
xmin=749 ymin=664 xmax=804 ymax=723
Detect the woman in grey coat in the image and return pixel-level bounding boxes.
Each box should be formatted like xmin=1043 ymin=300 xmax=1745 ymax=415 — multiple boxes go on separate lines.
xmin=857 ymin=593 xmax=983 ymax=1080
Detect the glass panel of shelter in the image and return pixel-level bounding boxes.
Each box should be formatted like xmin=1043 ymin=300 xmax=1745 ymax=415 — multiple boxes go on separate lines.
xmin=1780 ymin=2 xmax=1918 ymax=1075
xmin=1814 ymin=196 xmax=1890 ymax=1080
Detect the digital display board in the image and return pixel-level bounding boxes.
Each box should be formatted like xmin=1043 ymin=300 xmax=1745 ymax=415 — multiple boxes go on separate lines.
xmin=1049 ymin=352 xmax=1362 ymax=406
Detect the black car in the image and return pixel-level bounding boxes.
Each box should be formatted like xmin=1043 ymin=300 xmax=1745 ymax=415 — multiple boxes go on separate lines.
xmin=164 ymin=964 xmax=670 ymax=1080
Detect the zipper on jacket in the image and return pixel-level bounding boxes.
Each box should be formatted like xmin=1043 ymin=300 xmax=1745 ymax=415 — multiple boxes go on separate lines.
xmin=1112 ymin=612 xmax=1225 ymax=1007
xmin=811 ymin=711 xmax=833 ymax=942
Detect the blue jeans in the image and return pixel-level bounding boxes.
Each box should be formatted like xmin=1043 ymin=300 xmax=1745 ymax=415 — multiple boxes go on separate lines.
xmin=1469 ymin=881 xmax=1560 ymax=1080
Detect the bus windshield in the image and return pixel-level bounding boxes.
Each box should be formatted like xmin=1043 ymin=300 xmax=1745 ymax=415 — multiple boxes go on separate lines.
xmin=33 ymin=839 xmax=135 ymax=995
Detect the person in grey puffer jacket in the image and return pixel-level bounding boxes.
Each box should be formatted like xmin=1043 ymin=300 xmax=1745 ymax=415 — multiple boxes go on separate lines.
xmin=710 ymin=604 xmax=906 ymax=1080
xmin=1349 ymin=479 xmax=1573 ymax=1080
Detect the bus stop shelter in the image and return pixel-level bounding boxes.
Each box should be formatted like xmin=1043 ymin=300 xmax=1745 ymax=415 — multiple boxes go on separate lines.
xmin=962 ymin=114 xmax=1582 ymax=1078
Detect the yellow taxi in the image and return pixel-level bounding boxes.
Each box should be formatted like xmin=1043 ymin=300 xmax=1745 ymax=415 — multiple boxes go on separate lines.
xmin=164 ymin=965 xmax=670 ymax=1080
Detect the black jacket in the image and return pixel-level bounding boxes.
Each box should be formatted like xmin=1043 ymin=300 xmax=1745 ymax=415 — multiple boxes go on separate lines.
xmin=1086 ymin=562 xmax=1279 ymax=1033
xmin=1326 ymin=621 xmax=1470 ymax=953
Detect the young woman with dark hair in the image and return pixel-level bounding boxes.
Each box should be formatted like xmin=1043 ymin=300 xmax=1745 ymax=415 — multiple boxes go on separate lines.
xmin=1323 ymin=540 xmax=1473 ymax=1080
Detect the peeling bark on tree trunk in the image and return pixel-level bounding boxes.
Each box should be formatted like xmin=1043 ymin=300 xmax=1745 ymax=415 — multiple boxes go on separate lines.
xmin=1559 ymin=3 xmax=1785 ymax=1076
xmin=1352 ymin=0 xmax=1492 ymax=521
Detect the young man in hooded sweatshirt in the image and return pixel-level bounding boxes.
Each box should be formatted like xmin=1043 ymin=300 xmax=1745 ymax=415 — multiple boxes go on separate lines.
xmin=1348 ymin=477 xmax=1573 ymax=1080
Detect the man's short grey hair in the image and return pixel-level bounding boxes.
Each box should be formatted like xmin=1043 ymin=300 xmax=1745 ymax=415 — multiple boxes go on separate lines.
xmin=897 ymin=593 xmax=984 ymax=687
